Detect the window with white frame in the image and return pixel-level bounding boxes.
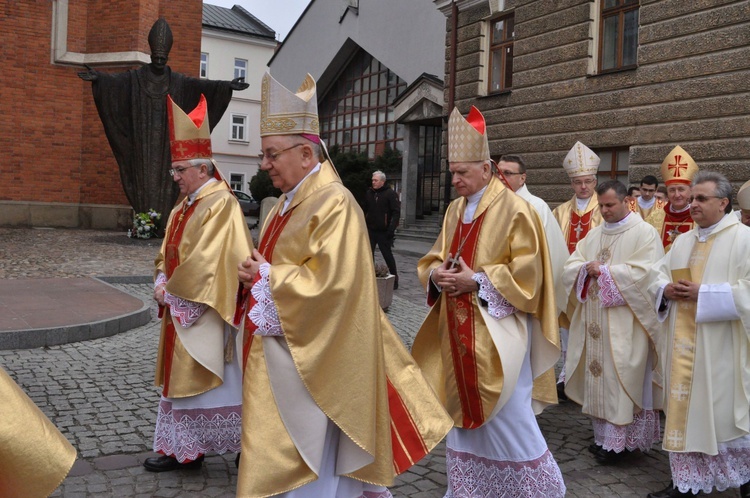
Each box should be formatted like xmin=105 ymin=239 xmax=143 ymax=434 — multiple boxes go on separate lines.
xmin=230 ymin=173 xmax=244 ymax=192
xmin=234 ymin=58 xmax=247 ymax=80
xmin=231 ymin=114 xmax=247 ymax=141
xmin=200 ymin=53 xmax=208 ymax=78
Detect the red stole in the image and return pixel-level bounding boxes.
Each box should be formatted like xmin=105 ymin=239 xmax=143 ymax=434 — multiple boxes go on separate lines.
xmin=567 ymin=210 xmax=594 ymax=254
xmin=160 ymin=200 xmax=200 ymax=397
xmin=242 ymin=209 xmax=294 ymax=370
xmin=661 ymin=203 xmax=693 ymax=248
xmin=445 ymin=212 xmax=487 ymax=429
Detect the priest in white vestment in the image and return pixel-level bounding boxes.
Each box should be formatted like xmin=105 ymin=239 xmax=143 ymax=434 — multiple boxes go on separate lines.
xmin=647 ymin=171 xmax=750 ymax=498
xmin=560 ymin=180 xmax=664 ymax=465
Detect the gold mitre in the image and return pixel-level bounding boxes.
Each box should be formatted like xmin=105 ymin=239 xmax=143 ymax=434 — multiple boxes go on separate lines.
xmin=737 ymin=179 xmax=750 ymax=210
xmin=563 ymin=141 xmax=600 ymax=178
xmin=260 ymin=72 xmax=319 ymax=137
xmin=661 ymin=146 xmax=699 ymax=186
xmin=448 ymin=106 xmax=490 ymax=163
xmin=167 ymin=94 xmax=212 ymax=162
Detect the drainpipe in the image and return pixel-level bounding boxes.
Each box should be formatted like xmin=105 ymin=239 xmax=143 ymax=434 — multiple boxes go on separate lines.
xmin=444 ymin=0 xmax=458 ymax=212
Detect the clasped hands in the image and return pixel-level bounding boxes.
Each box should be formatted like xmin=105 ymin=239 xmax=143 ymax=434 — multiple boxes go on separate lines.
xmin=664 ymin=279 xmax=699 ymax=302
xmin=431 ymin=254 xmax=477 ymax=298
xmin=238 ymin=249 xmax=268 ymax=288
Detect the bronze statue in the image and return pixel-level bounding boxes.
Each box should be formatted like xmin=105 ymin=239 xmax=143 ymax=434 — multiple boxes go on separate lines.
xmin=78 ymin=18 xmax=249 ymax=224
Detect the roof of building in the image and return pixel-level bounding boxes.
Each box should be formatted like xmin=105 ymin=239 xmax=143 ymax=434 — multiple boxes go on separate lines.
xmin=202 ymin=3 xmax=276 ymax=40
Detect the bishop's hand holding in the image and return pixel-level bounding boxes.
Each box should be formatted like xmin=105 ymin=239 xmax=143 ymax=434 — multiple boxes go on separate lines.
xmin=238 ymin=249 xmax=268 ymax=288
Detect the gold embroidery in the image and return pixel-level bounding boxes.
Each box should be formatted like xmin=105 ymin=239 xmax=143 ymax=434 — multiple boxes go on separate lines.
xmin=589 ymin=360 xmax=603 ymax=377
xmin=588 ymin=322 xmax=601 ymax=339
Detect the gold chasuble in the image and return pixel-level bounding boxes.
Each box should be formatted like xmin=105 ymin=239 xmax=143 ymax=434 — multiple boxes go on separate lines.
xmin=237 ymin=161 xmax=452 ymax=497
xmin=645 ymin=203 xmax=695 ymax=251
xmin=651 ymin=214 xmax=750 ymax=455
xmin=154 ymin=180 xmax=254 ymax=398
xmin=413 ymin=176 xmax=561 ymax=429
xmin=553 ymin=195 xmax=603 ymax=254
xmin=1 ymin=367 xmax=76 ymax=497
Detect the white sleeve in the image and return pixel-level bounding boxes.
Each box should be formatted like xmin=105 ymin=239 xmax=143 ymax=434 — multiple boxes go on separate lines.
xmin=696 ymin=283 xmax=741 ymax=323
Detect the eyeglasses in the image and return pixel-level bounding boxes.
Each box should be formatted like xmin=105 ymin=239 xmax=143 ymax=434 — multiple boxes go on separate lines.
xmin=689 ymin=195 xmax=725 ymax=203
xmin=259 ymin=143 xmax=305 ymax=162
xmin=500 ymin=170 xmax=524 ymax=176
xmin=168 ymin=165 xmax=198 ymax=177
xmin=572 ymin=179 xmax=596 ymax=187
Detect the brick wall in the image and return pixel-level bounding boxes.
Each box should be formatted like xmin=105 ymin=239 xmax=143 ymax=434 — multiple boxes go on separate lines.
xmin=1 ymin=0 xmax=201 ymax=215
xmin=446 ymin=0 xmax=750 ymax=205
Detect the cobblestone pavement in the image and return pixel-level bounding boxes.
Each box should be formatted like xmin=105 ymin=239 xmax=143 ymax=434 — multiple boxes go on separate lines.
xmin=0 ymin=228 xmax=740 ymax=497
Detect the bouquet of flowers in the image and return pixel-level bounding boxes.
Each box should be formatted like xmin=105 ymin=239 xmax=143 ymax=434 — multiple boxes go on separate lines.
xmin=129 ymin=209 xmax=161 ymax=239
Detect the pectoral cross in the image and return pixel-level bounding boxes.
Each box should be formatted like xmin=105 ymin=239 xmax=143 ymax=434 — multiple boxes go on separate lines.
xmin=448 ymin=254 xmax=461 ymax=269
xmin=573 ymin=222 xmax=583 ymax=240
xmin=668 ymin=227 xmax=682 ymax=242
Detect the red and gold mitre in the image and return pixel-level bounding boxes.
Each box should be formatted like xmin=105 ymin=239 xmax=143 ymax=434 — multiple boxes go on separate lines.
xmin=563 ymin=141 xmax=600 ymax=178
xmin=260 ymin=72 xmax=319 ymax=138
xmin=448 ymin=106 xmax=490 ymax=163
xmin=167 ymin=94 xmax=212 ymax=162
xmin=738 ymin=179 xmax=750 ymax=210
xmin=661 ymin=146 xmax=698 ymax=186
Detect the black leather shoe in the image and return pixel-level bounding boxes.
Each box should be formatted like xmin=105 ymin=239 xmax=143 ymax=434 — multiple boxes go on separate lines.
xmin=143 ymin=454 xmax=204 ymax=472
xmin=393 ymin=275 xmax=399 ymax=290
xmin=557 ymin=382 xmax=568 ymax=401
xmin=588 ymin=443 xmax=601 ymax=455
xmin=594 ymin=447 xmax=623 ymax=465
xmin=740 ymin=480 xmax=750 ymax=498
xmin=646 ymin=481 xmax=699 ymax=498
xmin=235 ymin=452 xmax=241 ymax=469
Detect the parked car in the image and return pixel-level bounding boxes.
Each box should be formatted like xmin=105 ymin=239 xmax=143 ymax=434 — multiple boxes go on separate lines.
xmin=233 ymin=190 xmax=260 ymax=217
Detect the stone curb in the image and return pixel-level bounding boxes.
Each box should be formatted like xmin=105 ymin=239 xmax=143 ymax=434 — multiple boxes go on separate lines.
xmin=0 ymin=277 xmax=152 ymax=350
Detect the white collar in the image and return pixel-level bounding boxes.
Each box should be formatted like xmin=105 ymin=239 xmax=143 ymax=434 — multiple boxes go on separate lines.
xmin=696 ymin=218 xmax=723 ymax=242
xmin=638 ymin=196 xmax=655 ymax=209
xmin=463 ymin=186 xmax=488 ymax=223
xmin=576 ymin=196 xmax=590 ymax=211
xmin=187 ymin=178 xmax=218 ymax=205
xmin=281 ymin=163 xmax=322 ymax=214
xmin=604 ymin=211 xmax=632 ymax=229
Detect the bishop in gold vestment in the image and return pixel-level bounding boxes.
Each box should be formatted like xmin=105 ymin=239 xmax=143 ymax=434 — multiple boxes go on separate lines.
xmin=412 ymin=106 xmax=565 ymax=497
xmin=146 ymin=95 xmax=254 ymax=471
xmin=236 ymin=72 xmax=452 ymax=498
xmin=0 ymin=367 xmax=76 ymax=497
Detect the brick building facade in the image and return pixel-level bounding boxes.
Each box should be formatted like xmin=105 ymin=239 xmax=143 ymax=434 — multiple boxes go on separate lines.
xmin=1 ymin=0 xmax=202 ymax=228
xmin=435 ymin=0 xmax=750 ymax=207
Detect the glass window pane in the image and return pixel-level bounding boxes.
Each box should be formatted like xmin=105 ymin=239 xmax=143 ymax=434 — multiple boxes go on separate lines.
xmin=601 ymin=15 xmax=618 ymax=70
xmin=504 ymin=44 xmax=513 ymax=89
xmin=362 ymin=77 xmax=369 ymax=92
xmin=623 ymin=10 xmax=639 ymax=66
xmin=490 ymin=48 xmax=503 ymax=92
xmin=368 ymin=143 xmax=375 ymax=158
xmin=506 ymin=16 xmax=514 ymax=39
xmin=617 ymin=150 xmax=629 ymax=172
xmin=492 ymin=19 xmax=504 ymax=44
xmin=379 ymin=90 xmax=387 ymax=106
xmin=369 ymin=127 xmax=376 ymax=142
xmin=361 ymin=111 xmax=368 ymax=126
xmin=344 ymin=113 xmax=351 ymax=128
xmin=604 ymin=0 xmax=618 ymax=8
xmin=598 ymin=151 xmax=613 ymax=174
xmin=352 ymin=129 xmax=359 ymax=143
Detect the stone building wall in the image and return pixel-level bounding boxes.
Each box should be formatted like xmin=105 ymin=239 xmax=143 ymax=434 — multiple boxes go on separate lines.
xmin=445 ymin=0 xmax=750 ymax=205
xmin=1 ymin=0 xmax=201 ymax=228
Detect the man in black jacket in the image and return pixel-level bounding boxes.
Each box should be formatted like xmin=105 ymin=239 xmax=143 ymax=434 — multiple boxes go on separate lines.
xmin=364 ymin=171 xmax=400 ymax=289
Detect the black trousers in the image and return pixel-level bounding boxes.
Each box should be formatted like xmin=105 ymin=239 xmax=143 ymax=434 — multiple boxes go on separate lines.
xmin=368 ymin=229 xmax=398 ymax=276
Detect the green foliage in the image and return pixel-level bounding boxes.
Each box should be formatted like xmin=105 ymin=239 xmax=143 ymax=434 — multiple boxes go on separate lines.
xmin=373 ymin=146 xmax=402 ymax=176
xmin=328 ymin=145 xmax=371 ymax=205
xmin=248 ymin=170 xmax=282 ymax=201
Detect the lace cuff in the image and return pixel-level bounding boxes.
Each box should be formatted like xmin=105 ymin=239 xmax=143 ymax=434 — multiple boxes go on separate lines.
xmin=248 ymin=263 xmax=283 ymax=336
xmin=164 ymin=292 xmax=208 ymax=328
xmin=598 ymin=265 xmax=626 ymax=307
xmin=472 ymin=272 xmax=517 ymax=319
xmin=575 ymin=265 xmax=589 ymax=303
xmin=155 ymin=271 xmax=167 ymax=289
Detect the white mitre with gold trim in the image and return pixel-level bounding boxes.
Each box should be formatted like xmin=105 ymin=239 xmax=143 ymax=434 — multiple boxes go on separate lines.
xmin=260 ymin=72 xmax=319 ymax=137
xmin=563 ymin=141 xmax=600 ymax=178
xmin=738 ymin=179 xmax=750 ymax=210
xmin=448 ymin=106 xmax=490 ymax=163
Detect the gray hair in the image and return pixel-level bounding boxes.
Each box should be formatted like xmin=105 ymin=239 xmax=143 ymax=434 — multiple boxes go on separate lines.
xmin=188 ymin=158 xmax=214 ymax=175
xmin=372 ymin=170 xmax=386 ymax=181
xmin=692 ymin=171 xmax=733 ymax=214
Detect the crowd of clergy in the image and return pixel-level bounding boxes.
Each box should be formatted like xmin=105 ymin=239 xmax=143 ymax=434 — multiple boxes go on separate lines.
xmin=2 ymin=70 xmax=750 ymax=498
